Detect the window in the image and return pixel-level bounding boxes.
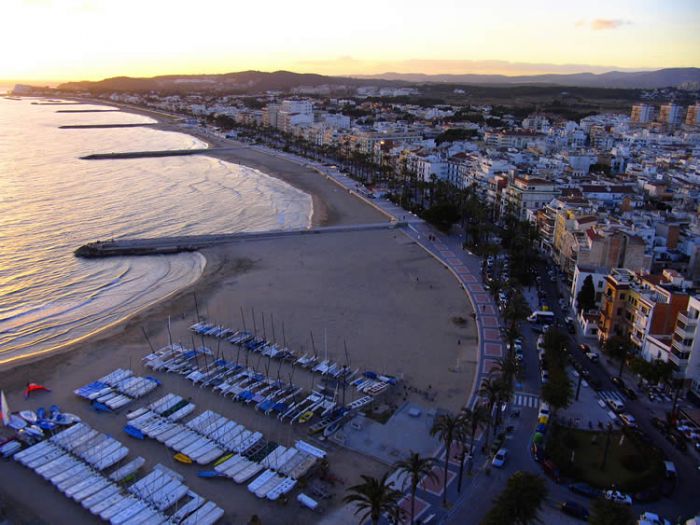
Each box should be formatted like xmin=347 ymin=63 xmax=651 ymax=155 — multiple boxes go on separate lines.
xmin=620 ymin=293 xmax=626 ymax=300
xmin=616 ymin=308 xmax=622 ymax=315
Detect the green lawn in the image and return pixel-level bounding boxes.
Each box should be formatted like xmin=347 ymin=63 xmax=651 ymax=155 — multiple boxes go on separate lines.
xmin=546 ymin=424 xmax=664 ymax=492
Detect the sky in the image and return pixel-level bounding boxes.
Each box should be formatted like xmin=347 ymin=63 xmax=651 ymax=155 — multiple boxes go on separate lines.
xmin=2 ymin=0 xmax=699 ymax=82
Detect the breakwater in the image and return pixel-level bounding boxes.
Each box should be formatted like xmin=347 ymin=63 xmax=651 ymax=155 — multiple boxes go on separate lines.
xmin=60 ymin=123 xmax=156 ymax=129
xmin=75 ymin=222 xmax=401 ymax=258
xmin=56 ymin=109 xmax=122 ymax=113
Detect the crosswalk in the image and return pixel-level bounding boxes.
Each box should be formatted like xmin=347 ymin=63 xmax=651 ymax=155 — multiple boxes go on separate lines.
xmin=512 ymin=392 xmax=540 ymax=408
xmin=598 ymin=390 xmax=624 ymax=404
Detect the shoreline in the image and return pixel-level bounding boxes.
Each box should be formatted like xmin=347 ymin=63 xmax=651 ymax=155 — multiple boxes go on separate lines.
xmin=0 ymin=98 xmax=479 ymax=524
xmin=0 ymin=98 xmax=333 ymax=370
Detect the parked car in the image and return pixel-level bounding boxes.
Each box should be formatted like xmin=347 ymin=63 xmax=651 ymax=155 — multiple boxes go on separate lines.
xmin=491 ymin=448 xmax=508 ymax=468
xmin=541 ymin=371 xmax=549 ymax=384
xmin=638 ymin=512 xmax=672 ymax=525
xmin=604 ymin=490 xmax=632 ymax=505
xmin=560 ymin=501 xmax=589 ymax=520
xmin=579 ymin=343 xmax=591 ymax=353
xmin=568 ymin=482 xmax=602 ymax=499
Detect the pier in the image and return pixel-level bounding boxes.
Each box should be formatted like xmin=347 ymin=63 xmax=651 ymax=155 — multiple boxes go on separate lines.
xmin=56 ymin=109 xmax=122 ymax=113
xmin=79 ymin=148 xmax=236 ymax=160
xmin=74 ymin=222 xmax=406 ymax=258
xmin=60 ymin=123 xmax=155 ymax=129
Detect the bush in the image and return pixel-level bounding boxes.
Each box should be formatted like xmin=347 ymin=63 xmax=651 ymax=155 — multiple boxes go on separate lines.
xmin=562 ymin=431 xmax=579 ymax=450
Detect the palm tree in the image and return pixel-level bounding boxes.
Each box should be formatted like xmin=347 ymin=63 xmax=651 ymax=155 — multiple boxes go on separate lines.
xmin=430 ymin=412 xmax=460 ymax=506
xmin=466 ymin=404 xmax=488 ymax=475
xmin=479 ymin=376 xmax=504 ymax=452
xmin=492 ymin=355 xmax=517 ymax=392
xmin=343 ymin=472 xmax=402 ymax=525
xmin=503 ymin=290 xmax=530 ymax=335
xmin=454 ymin=406 xmax=487 ymax=492
xmin=394 ymin=452 xmax=437 ymax=524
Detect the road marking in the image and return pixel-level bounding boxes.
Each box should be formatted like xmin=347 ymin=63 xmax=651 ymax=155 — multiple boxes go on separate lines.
xmin=512 ymin=393 xmax=540 ymax=408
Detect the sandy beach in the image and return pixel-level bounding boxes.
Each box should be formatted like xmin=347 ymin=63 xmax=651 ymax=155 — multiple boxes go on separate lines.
xmin=0 ymin=103 xmax=478 ymax=524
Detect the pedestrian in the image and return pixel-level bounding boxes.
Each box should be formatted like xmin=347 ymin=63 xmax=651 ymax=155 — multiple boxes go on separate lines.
xmin=457 ymin=339 xmax=461 ymax=345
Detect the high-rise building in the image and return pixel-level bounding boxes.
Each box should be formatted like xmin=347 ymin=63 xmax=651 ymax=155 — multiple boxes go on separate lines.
xmin=686 ymin=102 xmax=700 ymax=126
xmin=658 ymin=103 xmax=684 ymax=125
xmin=631 ymin=103 xmax=655 ymax=124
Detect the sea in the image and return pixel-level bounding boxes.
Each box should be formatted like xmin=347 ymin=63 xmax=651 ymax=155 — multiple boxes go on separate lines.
xmin=0 ymin=97 xmax=312 ymax=365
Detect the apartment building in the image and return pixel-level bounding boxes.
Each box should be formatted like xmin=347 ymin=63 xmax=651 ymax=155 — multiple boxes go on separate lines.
xmin=631 ymin=103 xmax=656 ymax=124
xmin=598 ymin=269 xmax=690 ymax=350
xmin=501 ymin=175 xmax=559 ymax=220
xmin=657 ymin=103 xmax=684 ymax=126
xmin=686 ymin=103 xmax=700 ymax=127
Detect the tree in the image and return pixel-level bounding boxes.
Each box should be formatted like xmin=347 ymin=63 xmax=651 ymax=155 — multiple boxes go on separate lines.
xmin=422 ymin=202 xmax=460 ymax=232
xmin=503 ymin=290 xmax=530 ymax=336
xmin=604 ymin=335 xmax=634 ymax=378
xmin=462 ymin=404 xmax=489 ymax=478
xmin=479 ymin=377 xmax=505 ymax=451
xmin=430 ymin=412 xmax=460 ymax=506
xmin=541 ymin=368 xmax=573 ymax=417
xmin=481 ymin=471 xmax=548 ymax=525
xmin=588 ymin=498 xmax=634 ymax=525
xmin=343 ymin=473 xmax=403 ymax=525
xmin=394 ymin=452 xmax=438 ymax=524
xmin=629 ymin=357 xmax=674 ymax=386
xmin=576 ymin=274 xmax=596 ymax=313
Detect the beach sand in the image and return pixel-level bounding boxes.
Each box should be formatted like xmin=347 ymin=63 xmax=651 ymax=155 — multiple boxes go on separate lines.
xmin=0 ymin=105 xmax=478 ymax=524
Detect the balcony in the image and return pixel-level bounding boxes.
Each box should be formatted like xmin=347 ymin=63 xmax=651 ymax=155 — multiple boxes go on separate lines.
xmin=677 ymin=311 xmax=698 ymax=329
xmin=672 ymin=337 xmax=693 ymax=354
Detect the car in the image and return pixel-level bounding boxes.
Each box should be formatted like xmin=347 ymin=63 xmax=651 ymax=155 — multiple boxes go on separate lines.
xmin=586 ymin=351 xmax=600 ymax=362
xmin=606 ymin=398 xmax=624 ymax=412
xmin=651 ymin=417 xmax=669 ymax=431
xmin=589 ymin=377 xmax=603 ymax=391
xmin=618 ymin=413 xmax=637 ymax=428
xmin=611 ymin=376 xmax=626 ymax=388
xmin=638 ymin=512 xmax=672 ymax=525
xmin=622 ymin=386 xmax=638 ymax=400
xmin=538 ymin=402 xmax=550 ymax=419
xmin=560 ymin=501 xmax=589 ymax=520
xmin=634 ymin=486 xmax=661 ymax=503
xmin=579 ymin=343 xmax=590 ymax=353
xmin=568 ymin=482 xmax=602 ymax=499
xmin=541 ymin=371 xmax=549 ymax=384
xmin=666 ymin=432 xmax=688 ymax=453
xmin=491 ymin=448 xmax=508 ymax=468
xmin=604 ymin=490 xmax=632 ymax=505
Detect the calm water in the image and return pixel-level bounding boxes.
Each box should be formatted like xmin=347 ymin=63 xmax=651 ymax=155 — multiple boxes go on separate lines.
xmin=0 ymin=98 xmax=312 ymax=364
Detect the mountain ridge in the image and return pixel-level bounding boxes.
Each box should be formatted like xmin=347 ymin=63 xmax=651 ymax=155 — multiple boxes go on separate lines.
xmin=56 ymin=67 xmax=700 ymax=93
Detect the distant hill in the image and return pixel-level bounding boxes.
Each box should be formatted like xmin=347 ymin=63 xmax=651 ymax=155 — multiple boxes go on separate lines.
xmin=355 ymin=68 xmax=700 ymax=89
xmin=56 ymin=67 xmax=700 ymax=94
xmin=57 ymin=70 xmax=388 ymax=94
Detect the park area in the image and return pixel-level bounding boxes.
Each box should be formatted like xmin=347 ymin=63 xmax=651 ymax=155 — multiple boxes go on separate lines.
xmin=545 ymin=423 xmax=665 ymax=492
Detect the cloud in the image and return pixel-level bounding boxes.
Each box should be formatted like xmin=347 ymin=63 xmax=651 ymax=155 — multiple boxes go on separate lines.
xmin=589 ymin=18 xmax=630 ymax=30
